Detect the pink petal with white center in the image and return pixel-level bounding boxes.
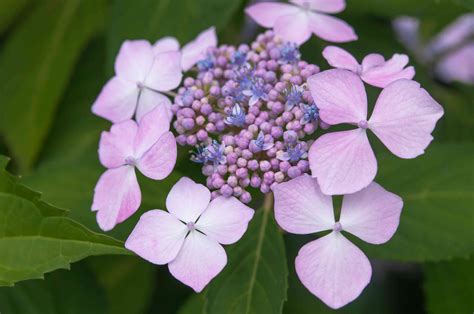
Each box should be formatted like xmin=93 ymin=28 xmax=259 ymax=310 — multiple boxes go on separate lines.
xmin=134 ymin=105 xmax=171 ymax=158
xmin=166 ymin=177 xmax=211 ymax=223
xmin=295 ymin=232 xmax=372 ymax=309
xmin=245 ymin=3 xmax=299 ymax=28
xmin=435 ymin=43 xmax=474 ymax=84
xmin=307 ymin=69 xmax=367 ymax=125
xmin=137 ymin=131 xmax=177 ymax=180
xmin=308 ymin=12 xmax=357 ymax=43
xmin=369 ymin=80 xmax=444 ymax=158
xmin=125 ymin=210 xmax=187 ymax=264
xmin=195 ymin=196 xmax=254 ymax=245
xmin=152 ymin=36 xmax=180 ymax=55
xmin=135 ymin=89 xmax=173 ymax=123
xmin=98 ymin=120 xmax=137 ymax=169
xmin=273 ymin=175 xmax=335 ymax=234
xmin=340 ymin=182 xmax=403 ymax=244
xmin=322 ymin=46 xmax=360 ymax=73
xmin=115 ymin=40 xmax=154 ymax=82
xmin=91 ymin=76 xmax=138 ymax=123
xmin=146 ymin=51 xmax=182 ymax=91
xmin=274 ymin=12 xmax=312 ymax=45
xmin=290 ymin=0 xmax=346 ymax=13
xmin=361 ymin=53 xmax=385 ymax=71
xmin=308 ymin=129 xmax=377 ymax=195
xmin=362 ymin=54 xmax=415 ymax=88
xmin=181 ymin=27 xmax=218 ymax=71
xmin=92 ymin=167 xmax=141 ymax=231
xmin=168 ymin=231 xmax=227 ymax=292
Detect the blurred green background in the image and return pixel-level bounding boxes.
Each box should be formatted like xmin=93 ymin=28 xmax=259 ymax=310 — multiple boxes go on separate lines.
xmin=0 ymin=0 xmax=472 ymax=313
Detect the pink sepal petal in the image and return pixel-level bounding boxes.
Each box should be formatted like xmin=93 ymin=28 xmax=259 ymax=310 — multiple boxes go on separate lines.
xmin=98 ymin=120 xmax=137 ymax=169
xmin=146 ymin=51 xmax=183 ymax=91
xmin=134 ymin=105 xmax=171 ymax=158
xmin=308 ymin=12 xmax=357 ymax=43
xmin=91 ymin=76 xmax=138 ymax=123
xmin=196 ymin=196 xmax=254 ymax=245
xmin=115 ymin=40 xmax=154 ymax=82
xmin=295 ymin=232 xmax=372 ymax=309
xmin=274 ymin=12 xmax=312 ymax=45
xmin=273 ymin=175 xmax=335 ymax=234
xmin=92 ymin=167 xmax=141 ymax=231
xmin=340 ymin=182 xmax=403 ymax=244
xmin=125 ymin=210 xmax=187 ymax=264
xmin=153 ymin=36 xmax=180 ymax=55
xmin=369 ymin=80 xmax=444 ymax=159
xmin=307 ymin=69 xmax=367 ymax=125
xmin=135 ymin=89 xmax=172 ymax=123
xmin=362 ymin=54 xmax=415 ymax=88
xmin=166 ymin=177 xmax=211 ymax=222
xmin=181 ymin=27 xmax=218 ymax=71
xmin=137 ymin=131 xmax=177 ymax=180
xmin=427 ymin=13 xmax=474 ymax=56
xmin=308 ymin=129 xmax=377 ymax=195
xmin=245 ymin=3 xmax=299 ymax=28
xmin=361 ymin=53 xmax=385 ymax=71
xmin=168 ymin=231 xmax=227 ymax=292
xmin=290 ymin=0 xmax=346 ymax=13
xmin=322 ymin=46 xmax=360 ymax=73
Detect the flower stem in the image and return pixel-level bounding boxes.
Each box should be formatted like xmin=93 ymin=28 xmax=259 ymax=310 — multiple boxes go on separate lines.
xmin=162 ymin=90 xmax=178 ymax=97
xmin=263 ymin=193 xmax=273 ymax=212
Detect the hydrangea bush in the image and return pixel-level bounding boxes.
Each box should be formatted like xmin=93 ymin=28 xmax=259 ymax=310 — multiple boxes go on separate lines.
xmin=90 ymin=0 xmax=445 ymax=310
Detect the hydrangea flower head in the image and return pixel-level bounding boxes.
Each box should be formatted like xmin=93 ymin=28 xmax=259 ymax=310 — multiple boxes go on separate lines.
xmin=273 ymin=175 xmax=403 ymax=309
xmin=92 ymin=40 xmax=182 ymax=123
xmin=92 ymin=106 xmax=177 ymax=231
xmin=307 ymin=69 xmax=444 ymax=195
xmin=125 ymin=177 xmax=254 ymax=292
xmin=322 ymin=46 xmax=416 ymax=88
xmin=245 ymin=0 xmax=357 ymax=45
xmin=172 ymin=31 xmax=322 ymax=203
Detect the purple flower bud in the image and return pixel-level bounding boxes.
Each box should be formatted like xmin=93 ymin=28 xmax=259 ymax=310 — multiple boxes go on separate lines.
xmin=259 ymin=160 xmax=271 ymax=172
xmin=227 ymin=175 xmax=238 ymax=187
xmin=237 ymin=158 xmax=247 ymax=168
xmin=250 ymin=175 xmax=261 ymax=188
xmin=240 ymin=191 xmax=251 ymax=203
xmin=220 ymin=184 xmax=233 ymax=197
xmin=288 ymin=166 xmax=302 ymax=178
xmin=275 ymin=171 xmax=285 ymax=183
xmin=248 ymin=159 xmax=259 ymax=171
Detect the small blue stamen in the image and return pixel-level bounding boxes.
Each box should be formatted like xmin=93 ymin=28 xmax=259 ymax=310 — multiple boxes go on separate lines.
xmin=197 ymin=54 xmax=215 ymax=71
xmin=231 ymin=51 xmax=247 ymax=66
xmin=300 ymin=102 xmax=319 ymax=124
xmin=225 ymin=104 xmax=246 ymax=127
xmin=279 ymin=43 xmax=301 ymax=64
xmin=284 ymin=84 xmax=305 ymax=110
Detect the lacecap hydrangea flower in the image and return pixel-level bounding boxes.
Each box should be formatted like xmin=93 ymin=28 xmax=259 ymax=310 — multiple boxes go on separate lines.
xmin=89 ymin=0 xmax=445 ymax=308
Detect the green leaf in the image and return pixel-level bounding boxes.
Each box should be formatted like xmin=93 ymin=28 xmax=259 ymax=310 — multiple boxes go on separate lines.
xmin=0 ymin=0 xmax=106 ymax=171
xmin=359 ymin=143 xmax=474 ymax=262
xmin=107 ymin=0 xmax=245 ymax=72
xmin=0 ymin=263 xmax=107 ymax=314
xmin=178 ymin=294 xmax=206 ymax=314
xmin=88 ymin=256 xmax=156 ymax=314
xmin=0 ymin=157 xmax=129 ymax=287
xmin=0 ymin=0 xmax=30 ymax=35
xmin=423 ymin=258 xmax=473 ymax=314
xmin=23 ymin=39 xmax=182 ymax=241
xmin=205 ymin=206 xmax=288 ymax=314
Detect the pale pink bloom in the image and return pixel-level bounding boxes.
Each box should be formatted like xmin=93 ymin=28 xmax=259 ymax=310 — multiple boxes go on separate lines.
xmin=153 ymin=27 xmax=218 ymax=71
xmin=92 ymin=106 xmax=177 ymax=231
xmin=92 ymin=40 xmax=182 ymax=123
xmin=322 ymin=46 xmax=415 ymax=88
xmin=307 ymin=69 xmax=443 ymax=195
xmin=273 ymin=175 xmax=403 ymax=309
xmin=435 ymin=43 xmax=474 ymax=84
xmin=245 ymin=0 xmax=357 ymax=45
xmin=426 ymin=13 xmax=474 ymax=58
xmin=125 ymin=177 xmax=254 ymax=292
